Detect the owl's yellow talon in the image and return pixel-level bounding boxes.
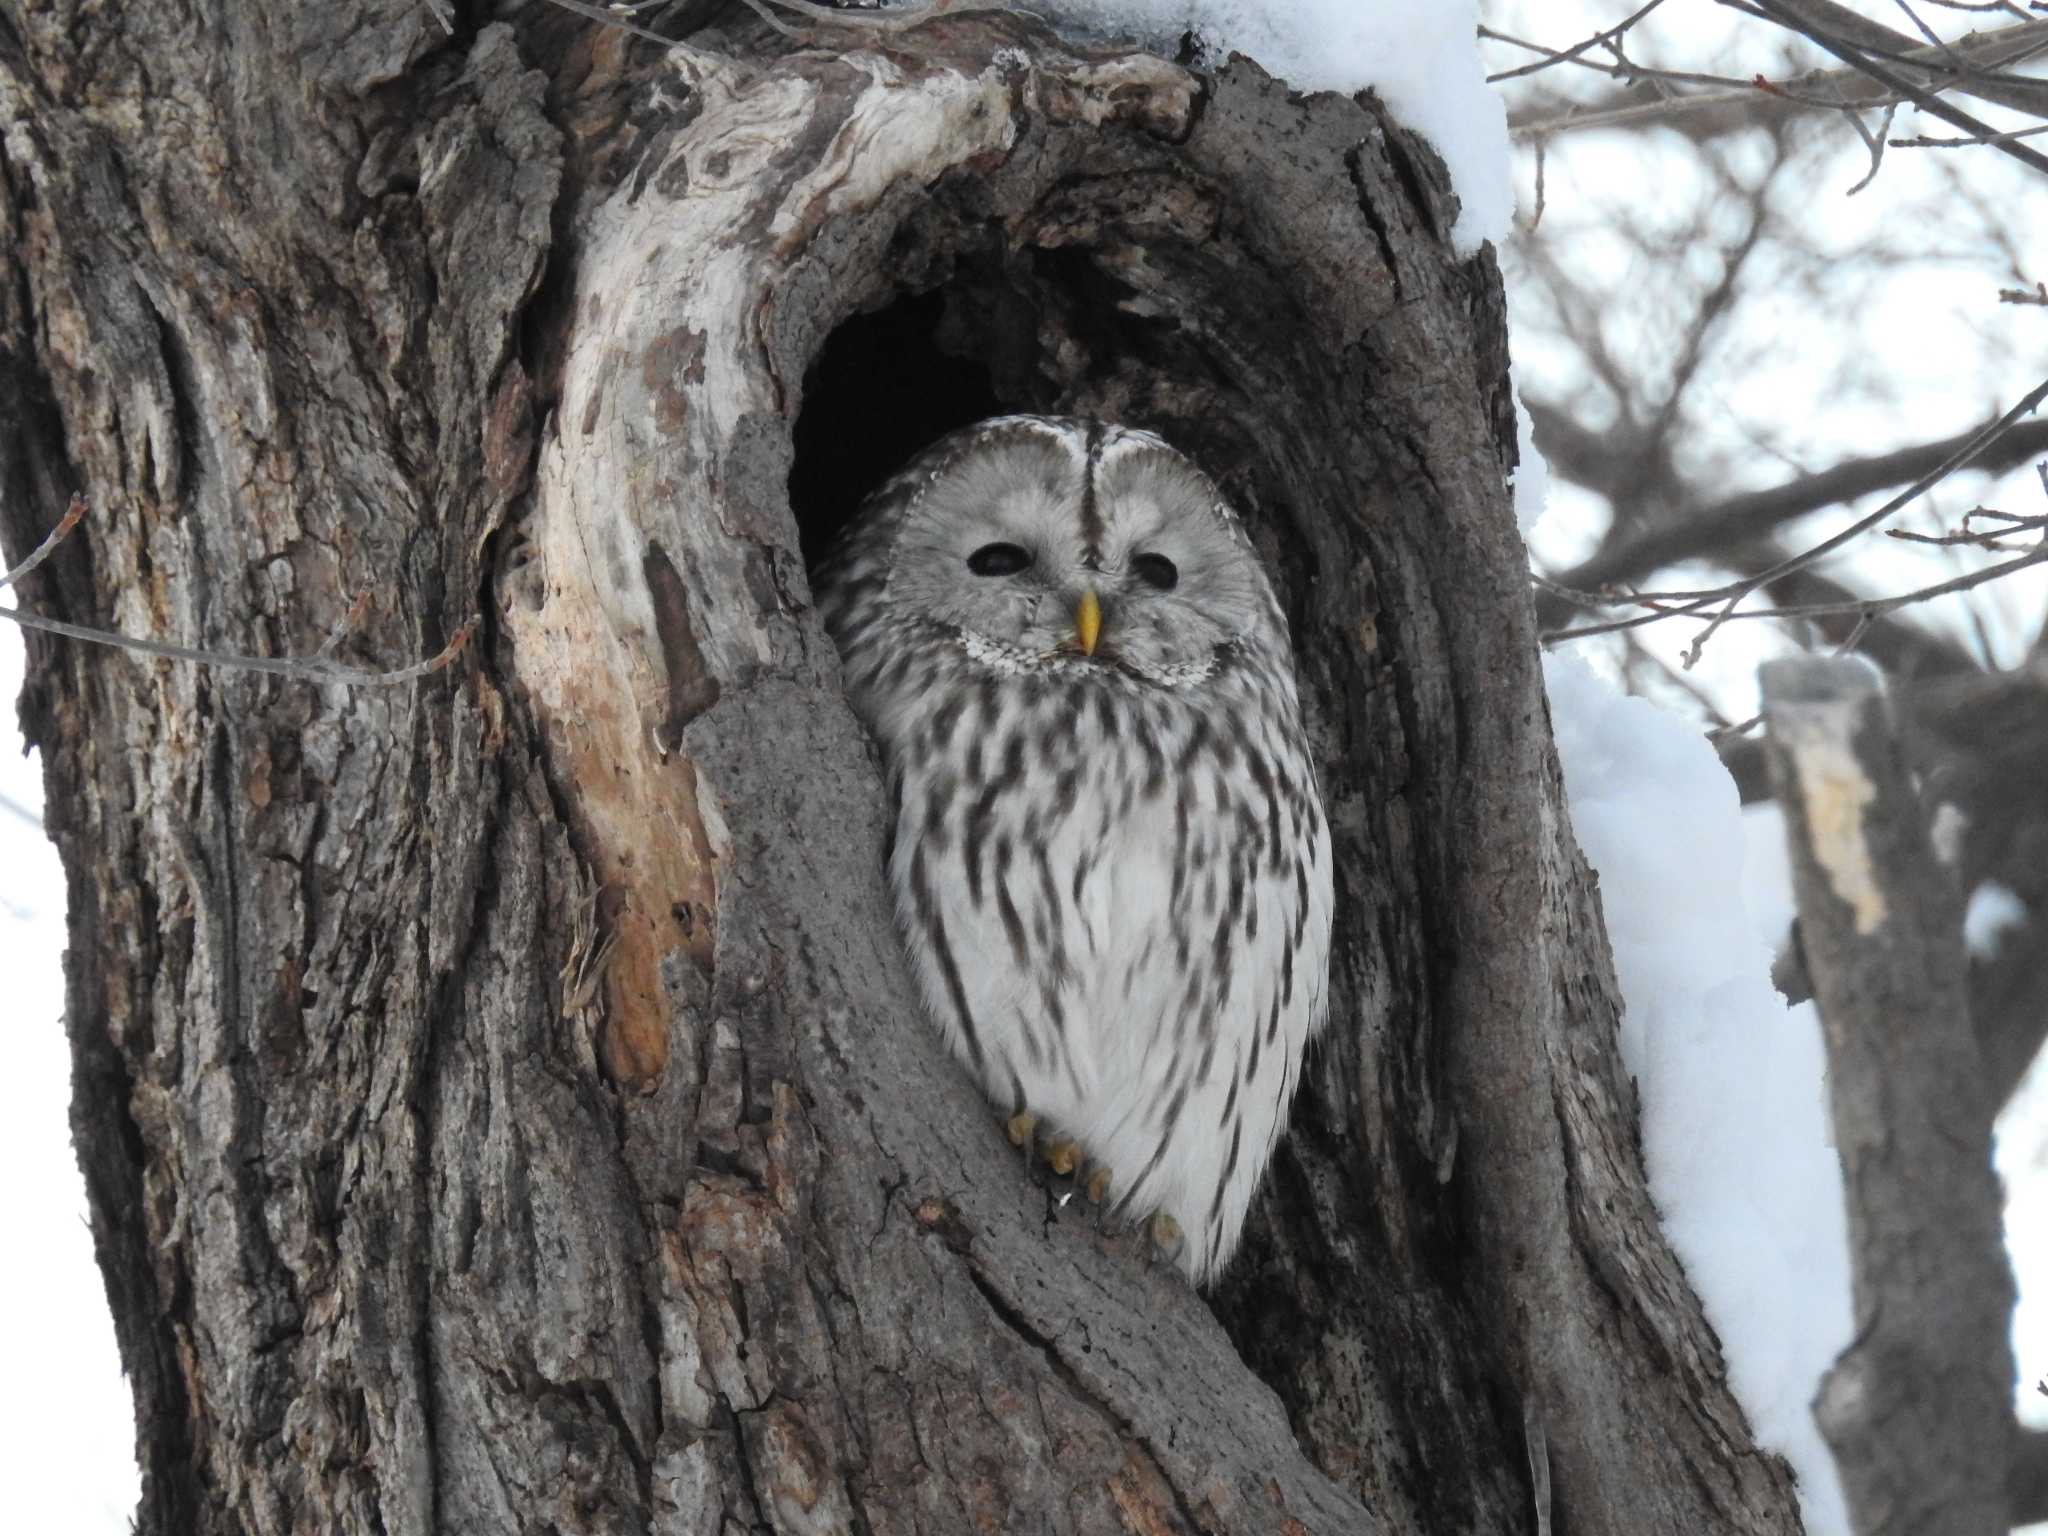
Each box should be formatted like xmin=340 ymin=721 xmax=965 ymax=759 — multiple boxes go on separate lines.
xmin=1149 ymin=1211 xmax=1184 ymax=1257
xmin=1045 ymin=1136 xmax=1081 ymax=1177
xmin=1085 ymin=1165 xmax=1113 ymax=1204
xmin=1006 ymin=1111 xmax=1037 ymax=1148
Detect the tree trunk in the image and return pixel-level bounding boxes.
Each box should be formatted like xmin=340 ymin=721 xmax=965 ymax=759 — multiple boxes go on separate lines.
xmin=0 ymin=5 xmax=1806 ymax=1533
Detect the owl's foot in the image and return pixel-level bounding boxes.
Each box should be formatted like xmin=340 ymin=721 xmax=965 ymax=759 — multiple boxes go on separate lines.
xmin=1148 ymin=1211 xmax=1185 ymax=1265
xmin=1002 ymin=1118 xmax=1169 ymax=1256
xmin=1007 ymin=1116 xmax=1107 ymax=1202
xmin=1044 ymin=1135 xmax=1083 ymax=1178
xmin=1083 ymin=1163 xmax=1113 ymax=1206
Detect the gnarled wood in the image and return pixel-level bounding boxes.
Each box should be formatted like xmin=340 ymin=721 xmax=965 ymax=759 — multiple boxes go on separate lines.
xmin=0 ymin=5 xmax=1805 ymax=1533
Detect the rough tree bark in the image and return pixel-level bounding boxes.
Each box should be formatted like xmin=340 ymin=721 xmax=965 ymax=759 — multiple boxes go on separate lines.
xmin=1759 ymin=659 xmax=2013 ymax=1536
xmin=0 ymin=4 xmax=1806 ymax=1533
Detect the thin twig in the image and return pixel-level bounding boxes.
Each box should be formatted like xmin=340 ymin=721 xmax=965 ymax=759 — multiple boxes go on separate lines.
xmin=1557 ymin=545 xmax=2048 ymax=652
xmin=0 ymin=493 xmax=87 ymax=593
xmin=738 ymin=0 xmax=1020 ymax=35
xmin=0 ymin=604 xmax=481 ymax=686
xmin=1891 ymin=0 xmax=1971 ymax=67
xmin=539 ymin=0 xmax=707 ymax=46
xmin=1680 ymin=377 xmax=2048 ymax=661
xmin=1541 ymin=377 xmax=2048 ymax=654
xmin=1845 ymin=99 xmax=1901 ymax=193
xmin=1896 ymin=120 xmax=2048 ymax=148
xmin=1886 ymin=506 xmax=2048 ymax=545
xmin=1509 ymin=17 xmax=2048 ymax=140
xmin=2 ymin=492 xmax=475 ymax=683
xmin=1733 ymin=0 xmax=2048 ymax=177
xmin=1484 ymin=0 xmax=1672 ymax=85
xmin=536 ymin=0 xmax=1019 ymax=47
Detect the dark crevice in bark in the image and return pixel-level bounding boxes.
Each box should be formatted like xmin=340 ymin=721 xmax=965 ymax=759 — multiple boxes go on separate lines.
xmin=788 ymin=287 xmax=1006 ymax=559
xmin=644 ymin=540 xmax=725 ymax=744
xmin=962 ymin=1262 xmax=1204 ymax=1535
xmin=1344 ymin=146 xmax=1404 ymax=290
xmin=720 ymin=1393 xmax=772 ymax=1530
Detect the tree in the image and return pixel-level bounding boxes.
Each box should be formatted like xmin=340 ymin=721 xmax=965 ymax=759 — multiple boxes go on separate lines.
xmin=0 ymin=2 xmax=1836 ymax=1531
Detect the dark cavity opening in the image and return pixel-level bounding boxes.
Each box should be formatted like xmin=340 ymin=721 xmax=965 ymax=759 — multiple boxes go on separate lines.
xmin=790 ymin=288 xmax=1010 ymax=569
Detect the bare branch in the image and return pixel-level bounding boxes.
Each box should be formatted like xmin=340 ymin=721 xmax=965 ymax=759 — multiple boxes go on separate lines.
xmin=1482 ymin=0 xmax=1674 ymax=85
xmin=538 ymin=0 xmax=713 ymax=46
xmin=1542 ymin=417 xmax=2048 ymax=600
xmin=1540 ymin=376 xmax=2048 ymax=656
xmin=1886 ymin=506 xmax=2048 ymax=546
xmin=0 ymin=492 xmax=86 ymax=593
xmin=1545 ymin=543 xmax=2046 ymax=656
xmin=1731 ymin=0 xmax=2048 ymax=177
xmin=1740 ymin=0 xmax=2048 ymax=114
xmin=1509 ymin=16 xmax=2048 ymax=141
xmin=738 ymin=0 xmax=1021 ymax=35
xmin=1 ymin=491 xmax=476 ymax=684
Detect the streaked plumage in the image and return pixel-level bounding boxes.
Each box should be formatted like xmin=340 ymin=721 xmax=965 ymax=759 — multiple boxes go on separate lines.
xmin=817 ymin=416 xmax=1333 ymax=1283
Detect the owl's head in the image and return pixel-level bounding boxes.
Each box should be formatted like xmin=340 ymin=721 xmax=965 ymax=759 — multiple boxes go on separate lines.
xmin=840 ymin=416 xmax=1281 ymax=687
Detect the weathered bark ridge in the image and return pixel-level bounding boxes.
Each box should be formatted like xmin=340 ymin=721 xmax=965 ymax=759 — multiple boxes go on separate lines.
xmin=0 ymin=7 xmax=1805 ymax=1533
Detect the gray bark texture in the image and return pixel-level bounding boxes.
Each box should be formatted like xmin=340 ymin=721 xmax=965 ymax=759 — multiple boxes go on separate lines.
xmin=1760 ymin=660 xmax=2015 ymax=1536
xmin=0 ymin=4 xmax=1805 ymax=1533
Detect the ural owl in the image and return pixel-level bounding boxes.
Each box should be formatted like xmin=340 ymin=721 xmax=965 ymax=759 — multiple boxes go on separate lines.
xmin=817 ymin=416 xmax=1334 ymax=1283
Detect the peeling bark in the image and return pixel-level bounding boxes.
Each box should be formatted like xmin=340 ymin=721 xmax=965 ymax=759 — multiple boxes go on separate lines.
xmin=2 ymin=5 xmax=1805 ymax=1533
xmin=1761 ymin=659 xmax=2014 ymax=1536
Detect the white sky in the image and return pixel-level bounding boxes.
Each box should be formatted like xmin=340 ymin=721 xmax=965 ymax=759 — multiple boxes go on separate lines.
xmin=0 ymin=627 xmax=141 ymax=1527
xmin=3 ymin=2 xmax=2043 ymax=1529
xmin=1489 ymin=0 xmax=2048 ymax=716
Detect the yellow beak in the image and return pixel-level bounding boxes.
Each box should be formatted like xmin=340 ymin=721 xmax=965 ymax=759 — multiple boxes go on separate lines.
xmin=1074 ymin=589 xmax=1102 ymax=657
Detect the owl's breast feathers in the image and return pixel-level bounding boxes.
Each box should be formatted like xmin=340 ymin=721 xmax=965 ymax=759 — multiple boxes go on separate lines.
xmin=815 ymin=416 xmax=1332 ymax=1284
xmin=842 ymin=618 xmax=1332 ymax=1283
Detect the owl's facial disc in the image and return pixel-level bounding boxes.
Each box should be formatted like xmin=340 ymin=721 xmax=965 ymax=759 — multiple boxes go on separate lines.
xmin=884 ymin=421 xmax=1268 ymax=685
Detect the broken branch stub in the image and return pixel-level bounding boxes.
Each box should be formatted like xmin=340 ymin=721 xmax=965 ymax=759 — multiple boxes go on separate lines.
xmin=1759 ymin=656 xmax=2015 ymax=1536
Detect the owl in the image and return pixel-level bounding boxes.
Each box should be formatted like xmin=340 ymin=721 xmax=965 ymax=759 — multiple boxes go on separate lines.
xmin=816 ymin=416 xmax=1334 ymax=1284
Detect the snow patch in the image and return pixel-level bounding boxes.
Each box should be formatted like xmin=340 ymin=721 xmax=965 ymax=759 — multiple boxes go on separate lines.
xmin=1965 ymin=881 xmax=2026 ymax=959
xmin=1512 ymin=388 xmax=1550 ymax=535
xmin=1546 ymin=654 xmax=1852 ymax=1536
xmin=1036 ymin=1 xmax=1512 ymax=252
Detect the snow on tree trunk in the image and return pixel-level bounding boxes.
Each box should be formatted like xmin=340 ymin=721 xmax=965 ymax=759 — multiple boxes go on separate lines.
xmin=0 ymin=6 xmax=1802 ymax=1533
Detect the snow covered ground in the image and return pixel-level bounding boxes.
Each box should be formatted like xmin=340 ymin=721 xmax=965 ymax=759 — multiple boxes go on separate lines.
xmin=1040 ymin=0 xmax=1511 ymax=252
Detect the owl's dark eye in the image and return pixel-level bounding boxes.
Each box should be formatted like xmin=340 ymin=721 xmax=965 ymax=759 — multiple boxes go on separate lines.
xmin=1130 ymin=552 xmax=1179 ymax=591
xmin=967 ymin=542 xmax=1032 ymax=577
